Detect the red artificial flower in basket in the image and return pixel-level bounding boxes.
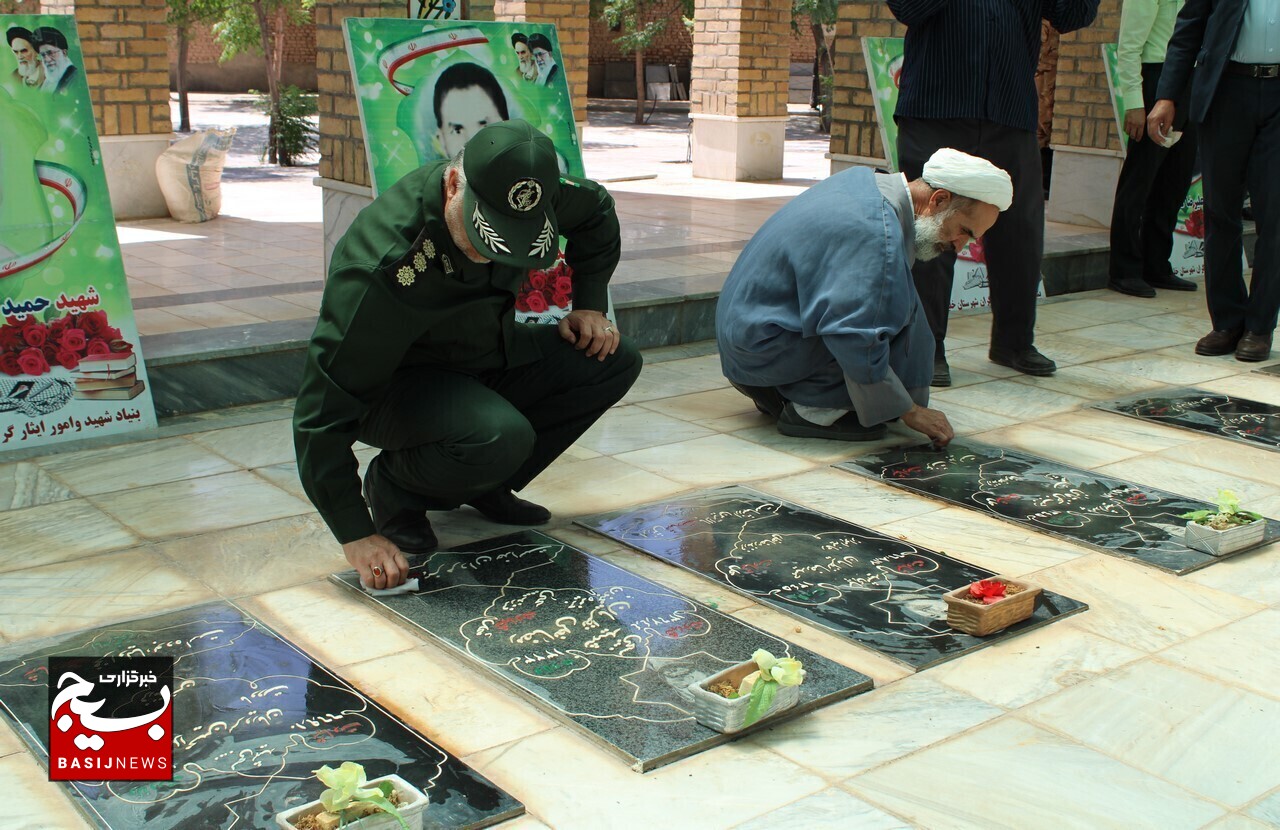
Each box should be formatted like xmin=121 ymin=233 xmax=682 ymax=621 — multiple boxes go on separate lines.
xmin=968 ymin=578 xmax=1008 ymax=605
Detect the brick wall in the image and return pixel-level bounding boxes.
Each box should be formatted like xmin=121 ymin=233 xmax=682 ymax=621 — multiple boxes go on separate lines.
xmin=169 ymin=17 xmax=317 ymax=92
xmin=1050 ymin=0 xmax=1121 ymax=151
xmin=827 ymin=1 xmax=900 ymax=160
xmin=76 ymin=0 xmax=170 ymax=136
xmin=689 ymin=0 xmax=791 ymax=118
xmin=178 ymin=20 xmax=316 ymax=65
xmin=589 ymin=1 xmax=691 ymax=65
xmin=494 ymin=0 xmax=589 ymax=123
xmin=316 ymin=0 xmax=403 ymax=185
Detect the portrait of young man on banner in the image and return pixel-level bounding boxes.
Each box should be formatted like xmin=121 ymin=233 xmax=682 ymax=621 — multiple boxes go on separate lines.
xmin=345 ymin=18 xmax=588 ymax=323
xmin=0 ymin=15 xmax=157 ymax=452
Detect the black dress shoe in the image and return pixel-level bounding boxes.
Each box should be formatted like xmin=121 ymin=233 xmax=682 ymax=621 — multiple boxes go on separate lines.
xmin=988 ymin=347 xmax=1057 ymax=376
xmin=363 ymin=456 xmax=438 ymax=554
xmin=466 ymin=489 xmax=551 ymax=525
xmin=931 ymin=355 xmax=952 ymax=388
xmin=1107 ymin=276 xmax=1156 ymax=298
xmin=1146 ymin=273 xmax=1197 ymax=291
xmin=1195 ymin=327 xmax=1244 ymax=356
xmin=1236 ymin=331 xmax=1273 ymax=362
xmin=729 ymin=381 xmax=785 ymax=419
xmin=776 ymin=403 xmax=887 ymax=441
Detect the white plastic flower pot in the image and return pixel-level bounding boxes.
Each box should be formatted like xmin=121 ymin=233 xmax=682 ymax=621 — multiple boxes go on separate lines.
xmin=1183 ymin=518 xmax=1265 ymax=556
xmin=685 ymin=660 xmax=800 ymax=734
xmin=275 ymin=774 xmax=428 ymax=830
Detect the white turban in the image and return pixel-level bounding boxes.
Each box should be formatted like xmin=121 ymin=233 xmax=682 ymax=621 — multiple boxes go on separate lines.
xmin=921 ymin=148 xmax=1013 ymax=212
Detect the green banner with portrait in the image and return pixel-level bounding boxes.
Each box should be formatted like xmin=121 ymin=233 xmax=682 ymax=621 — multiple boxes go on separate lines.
xmin=0 ymin=15 xmax=156 ymax=451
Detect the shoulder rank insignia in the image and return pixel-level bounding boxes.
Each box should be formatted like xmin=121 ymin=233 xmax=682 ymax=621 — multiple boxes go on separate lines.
xmin=396 ymin=265 xmax=415 ymax=287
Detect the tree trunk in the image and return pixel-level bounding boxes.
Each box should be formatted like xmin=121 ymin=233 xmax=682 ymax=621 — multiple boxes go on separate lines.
xmin=634 ymin=46 xmax=645 ymax=125
xmin=810 ymin=21 xmax=833 ymax=133
xmin=253 ymin=0 xmax=281 ymax=163
xmin=177 ymin=28 xmax=191 ymax=133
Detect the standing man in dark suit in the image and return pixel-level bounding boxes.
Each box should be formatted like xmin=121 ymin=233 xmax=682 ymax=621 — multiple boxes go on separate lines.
xmin=1150 ymin=0 xmax=1280 ymax=361
xmin=889 ymin=0 xmax=1099 ymax=386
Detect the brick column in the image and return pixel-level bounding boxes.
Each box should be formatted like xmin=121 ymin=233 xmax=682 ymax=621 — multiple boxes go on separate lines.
xmin=827 ymin=1 xmax=902 ymax=169
xmin=492 ymin=0 xmax=589 ymax=127
xmin=74 ymin=0 xmax=172 ymax=218
xmin=688 ymin=0 xmax=791 ymax=180
xmin=1046 ymin=0 xmax=1122 ymax=228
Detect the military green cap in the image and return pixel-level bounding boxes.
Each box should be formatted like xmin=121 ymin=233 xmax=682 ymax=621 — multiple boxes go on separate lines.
xmin=462 ymin=120 xmax=560 ymax=269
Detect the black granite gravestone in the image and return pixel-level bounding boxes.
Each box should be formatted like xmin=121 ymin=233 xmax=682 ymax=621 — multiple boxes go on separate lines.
xmin=0 ymin=603 xmax=522 ymax=829
xmin=330 ymin=531 xmax=873 ymax=772
xmin=578 ymin=487 xmax=1086 ymax=670
xmin=839 ymin=439 xmax=1279 ymax=575
xmin=1096 ymin=387 xmax=1280 ymax=452
xmin=1255 ymin=363 xmax=1280 ymax=378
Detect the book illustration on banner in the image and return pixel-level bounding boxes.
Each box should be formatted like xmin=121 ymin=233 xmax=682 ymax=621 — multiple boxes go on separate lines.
xmin=577 ymin=487 xmax=1086 ymax=671
xmin=0 ymin=14 xmax=157 ymax=451
xmin=1095 ymin=387 xmax=1280 ymax=453
xmin=344 ymin=18 xmax=604 ymax=325
xmin=0 ymin=602 xmax=524 ymax=829
xmin=838 ymin=439 xmax=1280 ymax=575
xmin=331 ymin=530 xmax=873 ymax=772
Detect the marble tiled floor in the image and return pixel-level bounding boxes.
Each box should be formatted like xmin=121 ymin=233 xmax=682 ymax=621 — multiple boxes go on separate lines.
xmin=3 ymin=286 xmax=1280 ymax=828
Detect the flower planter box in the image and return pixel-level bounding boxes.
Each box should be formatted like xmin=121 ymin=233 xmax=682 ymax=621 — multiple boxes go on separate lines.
xmin=1184 ymin=518 xmax=1265 ymax=556
xmin=275 ymin=774 xmax=428 ymax=830
xmin=944 ymin=578 xmax=1041 ymax=637
xmin=686 ymin=660 xmax=800 ymax=734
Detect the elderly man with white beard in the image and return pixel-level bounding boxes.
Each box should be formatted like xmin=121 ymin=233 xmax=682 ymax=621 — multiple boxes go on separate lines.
xmin=32 ymin=26 xmax=77 ymax=94
xmin=6 ymin=27 xmax=45 ymax=89
xmin=715 ymin=148 xmax=1013 ymax=446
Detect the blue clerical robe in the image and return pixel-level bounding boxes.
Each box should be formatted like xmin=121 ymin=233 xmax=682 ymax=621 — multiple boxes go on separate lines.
xmin=716 ymin=167 xmax=933 ymax=425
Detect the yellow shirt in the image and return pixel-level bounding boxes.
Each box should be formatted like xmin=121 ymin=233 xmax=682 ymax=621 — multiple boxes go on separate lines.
xmin=1117 ymin=0 xmax=1185 ymax=109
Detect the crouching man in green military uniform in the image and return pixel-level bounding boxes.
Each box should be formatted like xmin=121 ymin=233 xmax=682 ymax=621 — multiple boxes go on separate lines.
xmin=294 ymin=120 xmax=642 ymax=589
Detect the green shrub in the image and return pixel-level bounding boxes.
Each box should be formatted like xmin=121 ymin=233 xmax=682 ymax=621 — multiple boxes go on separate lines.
xmin=254 ymin=85 xmax=318 ymax=166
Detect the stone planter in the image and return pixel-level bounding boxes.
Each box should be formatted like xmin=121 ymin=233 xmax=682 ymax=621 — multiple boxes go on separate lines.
xmin=275 ymin=774 xmax=428 ymax=830
xmin=686 ymin=660 xmax=800 ymax=734
xmin=1184 ymin=517 xmax=1265 ymax=556
xmin=944 ymin=578 xmax=1040 ymax=637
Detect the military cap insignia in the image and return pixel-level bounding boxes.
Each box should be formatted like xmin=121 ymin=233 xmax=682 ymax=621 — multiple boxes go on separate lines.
xmin=396 ymin=265 xmax=415 ymax=286
xmin=508 ymin=178 xmax=543 ymax=212
xmin=472 ymin=204 xmax=510 ymax=254
xmin=529 ymin=215 xmax=555 ymax=258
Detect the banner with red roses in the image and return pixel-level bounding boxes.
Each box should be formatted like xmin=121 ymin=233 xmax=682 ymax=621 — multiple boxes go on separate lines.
xmin=0 ymin=14 xmax=157 ymax=451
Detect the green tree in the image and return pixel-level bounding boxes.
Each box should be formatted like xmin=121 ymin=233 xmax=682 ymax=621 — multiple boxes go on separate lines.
xmin=596 ymin=0 xmax=693 ymax=125
xmin=793 ymin=0 xmax=838 ymax=133
xmin=167 ymin=0 xmax=227 ymax=133
xmin=213 ymin=0 xmax=315 ymax=164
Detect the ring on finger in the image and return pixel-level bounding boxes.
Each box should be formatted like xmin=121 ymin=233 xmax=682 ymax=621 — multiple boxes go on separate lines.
xmin=604 ymin=326 xmax=614 ymax=333
xmin=372 ymin=565 xmax=384 ymax=577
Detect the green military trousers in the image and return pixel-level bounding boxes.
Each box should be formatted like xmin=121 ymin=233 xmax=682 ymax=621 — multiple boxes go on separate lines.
xmin=357 ymin=324 xmax=642 ymax=514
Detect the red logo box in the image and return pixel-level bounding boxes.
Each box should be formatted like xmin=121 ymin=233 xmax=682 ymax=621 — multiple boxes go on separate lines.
xmin=48 ymin=656 xmax=173 ymax=781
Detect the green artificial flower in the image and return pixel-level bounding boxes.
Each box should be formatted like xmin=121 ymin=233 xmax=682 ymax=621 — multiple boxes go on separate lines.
xmin=313 ymin=762 xmax=409 ymax=830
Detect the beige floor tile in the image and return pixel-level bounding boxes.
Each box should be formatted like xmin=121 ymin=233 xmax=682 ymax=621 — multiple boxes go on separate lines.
xmin=697 ymin=411 xmax=775 ymax=433
xmin=0 ymin=498 xmax=139 ymax=574
xmin=494 ymin=815 xmax=552 ymax=829
xmin=753 ymin=676 xmax=1001 ymax=779
xmin=343 ymin=648 xmax=557 ymax=758
xmin=90 ymin=471 xmax=313 ymax=539
xmin=596 ymin=548 xmax=757 ymax=614
xmin=242 ymin=582 xmax=422 ymax=668
xmin=944 ymin=344 xmax=1022 ymax=379
xmin=0 ymin=719 xmax=24 ymax=758
xmin=973 ymin=422 xmax=1144 ymax=469
xmin=636 ymin=387 xmax=756 ymax=422
xmin=465 ymin=728 xmax=826 ymax=829
xmin=733 ymin=787 xmax=911 ymax=830
xmin=1155 ymin=439 xmax=1280 ymax=490
xmin=1024 ymin=331 xmax=1141 ymax=365
xmin=0 ymin=461 xmax=74 ymax=511
xmin=1023 ymin=660 xmax=1280 ymax=806
xmin=517 ymin=456 xmax=688 ymax=517
xmin=151 ymin=514 xmax=344 ymax=598
xmin=758 ymin=468 xmax=943 ymax=527
xmin=615 ymin=435 xmax=813 ymax=488
xmin=877 ymin=507 xmax=1086 ymax=577
xmin=933 ymin=399 xmax=1021 ymax=435
xmin=933 ymin=380 xmax=1090 ymax=421
xmin=0 ymin=752 xmax=93 ymax=829
xmin=844 ymin=718 xmax=1223 ymax=829
xmin=928 ymin=621 xmax=1145 ymax=709
xmin=166 ymin=302 xmax=269 ymax=327
xmin=189 ymin=418 xmax=297 ymax=468
xmin=1009 ymin=363 xmax=1165 ymax=402
xmin=1032 ymin=307 xmax=1111 ymax=334
xmin=281 ymin=290 xmax=324 ymax=311
xmin=620 ymin=356 xmax=730 ymax=404
xmin=254 ymin=462 xmax=307 ymax=501
xmin=1199 ymin=373 xmax=1280 ymax=405
xmin=1066 ymin=321 xmax=1199 ymax=351
xmin=219 ymin=297 xmax=320 ymax=322
xmin=543 ymin=523 xmax=625 ymax=557
xmin=728 ymin=423 xmax=905 ymax=464
xmin=1158 ymin=609 xmax=1280 ymax=700
xmin=1204 ymin=815 xmax=1273 ymax=830
xmin=730 ymin=604 xmax=912 ymax=687
xmin=133 ymin=307 xmax=205 ymax=336
xmin=35 ymin=437 xmax=238 ymax=496
xmin=1249 ymin=789 xmax=1280 ymax=825
xmin=1040 ymin=408 xmax=1207 ymax=452
xmin=0 ymin=549 xmax=215 ymax=642
xmin=1091 ymin=352 xmax=1240 ymax=385
xmin=1094 ymin=454 xmax=1278 ymax=505
xmin=1186 ymin=544 xmax=1280 ymax=605
xmin=574 ymin=406 xmax=716 ymax=455
xmin=1040 ymin=296 xmax=1160 ymax=324
xmin=1032 ymin=555 xmax=1265 ymax=653
xmin=1134 ymin=312 xmax=1217 ymax=339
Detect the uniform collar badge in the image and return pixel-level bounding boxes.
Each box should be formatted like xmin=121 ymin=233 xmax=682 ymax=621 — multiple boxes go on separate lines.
xmin=396 ymin=265 xmax=415 ymax=287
